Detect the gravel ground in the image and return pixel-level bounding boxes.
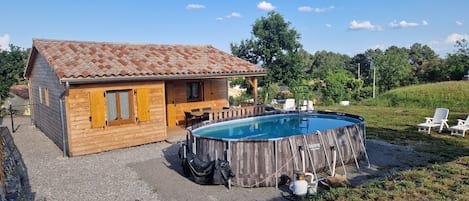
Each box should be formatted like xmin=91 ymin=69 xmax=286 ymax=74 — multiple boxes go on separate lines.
xmin=1 ymin=117 xmax=161 ymax=201
xmin=1 ymin=116 xmax=437 ymax=201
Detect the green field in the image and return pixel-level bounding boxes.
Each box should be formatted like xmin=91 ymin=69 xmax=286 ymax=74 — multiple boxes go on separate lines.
xmin=361 ymin=81 xmax=469 ymax=111
xmin=311 ymin=81 xmax=469 ymax=200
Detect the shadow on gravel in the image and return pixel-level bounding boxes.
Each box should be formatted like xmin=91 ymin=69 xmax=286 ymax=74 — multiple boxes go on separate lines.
xmin=161 ymin=142 xmax=186 ymax=177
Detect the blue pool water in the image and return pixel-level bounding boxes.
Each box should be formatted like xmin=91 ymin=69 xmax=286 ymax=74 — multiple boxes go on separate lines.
xmin=192 ymin=113 xmax=362 ymax=140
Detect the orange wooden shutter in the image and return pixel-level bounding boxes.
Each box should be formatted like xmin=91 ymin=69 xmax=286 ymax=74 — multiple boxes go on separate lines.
xmin=89 ymin=91 xmax=106 ymax=128
xmin=137 ymin=88 xmax=151 ymax=121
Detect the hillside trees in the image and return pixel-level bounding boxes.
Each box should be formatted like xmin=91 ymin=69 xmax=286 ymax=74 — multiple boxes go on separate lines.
xmin=308 ymin=51 xmax=351 ymax=79
xmin=230 ymin=12 xmax=467 ymax=105
xmin=0 ymin=45 xmax=29 ymax=105
xmin=446 ymin=39 xmax=469 ymax=80
xmin=377 ymin=46 xmax=414 ymax=92
xmin=408 ymin=43 xmax=441 ymax=82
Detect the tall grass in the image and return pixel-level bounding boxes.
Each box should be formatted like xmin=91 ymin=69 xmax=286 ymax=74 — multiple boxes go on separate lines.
xmin=360 ymin=81 xmax=469 ymax=112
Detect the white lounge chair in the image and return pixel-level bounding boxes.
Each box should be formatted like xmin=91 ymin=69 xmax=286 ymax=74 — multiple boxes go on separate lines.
xmin=450 ymin=115 xmax=469 ymax=137
xmin=417 ymin=108 xmax=449 ymax=134
xmin=300 ymin=100 xmax=314 ymax=111
xmin=283 ymin=98 xmax=296 ymax=111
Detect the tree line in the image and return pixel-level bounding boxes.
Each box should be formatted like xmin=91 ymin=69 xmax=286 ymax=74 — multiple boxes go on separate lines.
xmin=0 ymin=45 xmax=29 ymax=108
xmin=0 ymin=12 xmax=468 ymax=107
xmin=231 ymin=12 xmax=469 ymax=105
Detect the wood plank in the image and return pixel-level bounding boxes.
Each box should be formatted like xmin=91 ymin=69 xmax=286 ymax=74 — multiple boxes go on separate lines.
xmin=66 ymin=81 xmax=167 ymax=156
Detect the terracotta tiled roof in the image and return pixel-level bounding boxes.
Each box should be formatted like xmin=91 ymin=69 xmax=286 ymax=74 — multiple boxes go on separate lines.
xmin=10 ymin=85 xmax=29 ymax=99
xmin=26 ymin=39 xmax=265 ymax=80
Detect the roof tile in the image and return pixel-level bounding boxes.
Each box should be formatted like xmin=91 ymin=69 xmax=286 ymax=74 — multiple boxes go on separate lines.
xmin=29 ymin=39 xmax=265 ymax=79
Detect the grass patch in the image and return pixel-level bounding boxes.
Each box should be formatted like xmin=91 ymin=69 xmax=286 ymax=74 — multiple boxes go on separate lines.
xmin=313 ymin=160 xmax=469 ymax=201
xmin=303 ymin=81 xmax=469 ymax=200
xmin=360 ymin=81 xmax=469 ymax=111
xmin=308 ymin=103 xmax=469 ymax=200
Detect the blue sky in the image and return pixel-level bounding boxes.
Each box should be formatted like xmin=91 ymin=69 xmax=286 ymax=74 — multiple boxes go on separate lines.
xmin=1 ymin=0 xmax=468 ymax=57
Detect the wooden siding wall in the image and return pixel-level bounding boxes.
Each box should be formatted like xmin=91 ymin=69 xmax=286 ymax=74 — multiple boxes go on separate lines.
xmin=171 ymin=79 xmax=229 ymax=125
xmin=192 ymin=123 xmax=366 ymax=187
xmin=28 ymin=53 xmax=67 ymax=150
xmin=66 ymin=81 xmax=166 ymax=156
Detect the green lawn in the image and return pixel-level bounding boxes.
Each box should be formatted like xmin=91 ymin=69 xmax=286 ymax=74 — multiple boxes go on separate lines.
xmin=309 ymin=105 xmax=469 ymax=200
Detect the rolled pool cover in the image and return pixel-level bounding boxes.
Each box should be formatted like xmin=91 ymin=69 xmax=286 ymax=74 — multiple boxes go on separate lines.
xmin=182 ymin=152 xmax=235 ymax=185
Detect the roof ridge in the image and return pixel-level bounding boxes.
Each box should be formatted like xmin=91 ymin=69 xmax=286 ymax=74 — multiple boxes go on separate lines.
xmin=32 ymin=38 xmax=212 ymax=48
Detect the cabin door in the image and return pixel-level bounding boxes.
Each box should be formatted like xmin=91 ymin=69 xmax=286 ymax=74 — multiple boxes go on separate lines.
xmin=165 ymin=82 xmax=177 ymax=127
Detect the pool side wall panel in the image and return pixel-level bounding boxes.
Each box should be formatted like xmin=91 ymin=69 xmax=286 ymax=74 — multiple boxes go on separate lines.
xmin=192 ymin=122 xmax=365 ymax=187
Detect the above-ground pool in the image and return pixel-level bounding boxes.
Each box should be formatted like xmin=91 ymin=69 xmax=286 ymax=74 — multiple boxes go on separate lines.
xmin=188 ymin=111 xmax=367 ymax=187
xmin=192 ymin=113 xmax=361 ymax=140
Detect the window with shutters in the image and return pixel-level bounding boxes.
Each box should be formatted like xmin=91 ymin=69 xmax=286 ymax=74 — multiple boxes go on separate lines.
xmin=106 ymin=90 xmax=134 ymax=125
xmin=186 ymin=81 xmax=203 ymax=102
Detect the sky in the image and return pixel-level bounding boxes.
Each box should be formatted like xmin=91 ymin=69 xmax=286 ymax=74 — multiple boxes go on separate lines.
xmin=1 ymin=0 xmax=468 ymax=57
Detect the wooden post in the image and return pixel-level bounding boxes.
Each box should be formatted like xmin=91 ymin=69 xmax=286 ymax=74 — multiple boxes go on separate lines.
xmin=247 ymin=77 xmax=258 ymax=105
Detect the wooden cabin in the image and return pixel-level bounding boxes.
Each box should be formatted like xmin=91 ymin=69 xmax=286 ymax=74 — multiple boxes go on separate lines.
xmin=24 ymin=39 xmax=266 ymax=156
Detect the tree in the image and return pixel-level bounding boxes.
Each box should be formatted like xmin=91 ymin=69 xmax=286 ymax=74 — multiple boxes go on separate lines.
xmin=231 ymin=11 xmax=305 ymax=88
xmin=0 ymin=45 xmax=29 ymax=106
xmin=309 ymin=51 xmax=351 ymax=79
xmin=408 ymin=43 xmax=440 ymax=82
xmin=317 ymin=69 xmax=363 ymax=105
xmin=377 ymin=46 xmax=414 ymax=92
xmin=446 ymin=39 xmax=469 ymax=80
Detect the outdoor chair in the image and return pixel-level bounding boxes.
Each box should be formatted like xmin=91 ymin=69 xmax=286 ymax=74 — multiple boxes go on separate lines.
xmin=450 ymin=115 xmax=469 ymax=137
xmin=184 ymin=111 xmax=195 ymax=128
xmin=417 ymin=108 xmax=449 ymax=134
xmin=202 ymin=107 xmax=211 ymax=121
xmin=283 ymin=99 xmax=296 ymax=111
xmin=300 ymin=100 xmax=314 ymax=112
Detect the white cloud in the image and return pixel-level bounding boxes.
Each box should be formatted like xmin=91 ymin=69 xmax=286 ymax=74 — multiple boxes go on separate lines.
xmin=349 ymin=20 xmax=383 ymax=31
xmin=186 ymin=4 xmax=205 ymax=10
xmin=389 ymin=20 xmax=428 ymax=28
xmin=226 ymin=12 xmax=241 ymax=18
xmin=216 ymin=12 xmax=242 ymax=21
xmin=298 ymin=6 xmax=334 ymax=13
xmin=0 ymin=34 xmax=10 ymax=51
xmin=446 ymin=33 xmax=469 ymax=44
xmin=325 ymin=24 xmax=332 ymax=28
xmin=456 ymin=21 xmax=463 ymax=26
xmin=257 ymin=1 xmax=275 ymax=11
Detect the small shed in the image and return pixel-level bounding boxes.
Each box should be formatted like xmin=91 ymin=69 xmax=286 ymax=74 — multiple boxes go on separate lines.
xmin=24 ymin=39 xmax=265 ymax=156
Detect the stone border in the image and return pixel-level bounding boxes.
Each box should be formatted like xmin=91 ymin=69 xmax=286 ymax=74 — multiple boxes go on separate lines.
xmin=1 ymin=126 xmax=31 ymax=200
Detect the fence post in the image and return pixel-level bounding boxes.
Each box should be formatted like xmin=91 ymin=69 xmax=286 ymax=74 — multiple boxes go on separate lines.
xmin=9 ymin=105 xmax=14 ymax=133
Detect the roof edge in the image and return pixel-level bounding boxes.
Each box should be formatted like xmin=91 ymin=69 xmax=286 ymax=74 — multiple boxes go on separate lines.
xmin=23 ymin=46 xmax=38 ymax=78
xmin=60 ymin=72 xmax=267 ymax=84
xmin=32 ymin=38 xmax=213 ymax=48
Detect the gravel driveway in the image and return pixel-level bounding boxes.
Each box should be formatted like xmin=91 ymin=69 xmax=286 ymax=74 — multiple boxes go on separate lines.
xmin=1 ymin=116 xmax=435 ymax=201
xmin=3 ymin=117 xmax=161 ymax=200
